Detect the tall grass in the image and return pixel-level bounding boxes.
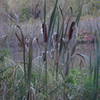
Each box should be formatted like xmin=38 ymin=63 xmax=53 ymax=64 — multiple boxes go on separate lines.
xmin=92 ymin=25 xmax=100 ymax=100
xmin=42 ymin=0 xmax=83 ymax=99
xmin=15 ymin=24 xmax=35 ymax=99
xmin=1 ymin=0 xmax=100 ymax=100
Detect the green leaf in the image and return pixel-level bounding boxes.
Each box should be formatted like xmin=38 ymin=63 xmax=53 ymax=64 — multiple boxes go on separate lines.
xmin=48 ymin=0 xmax=58 ymax=38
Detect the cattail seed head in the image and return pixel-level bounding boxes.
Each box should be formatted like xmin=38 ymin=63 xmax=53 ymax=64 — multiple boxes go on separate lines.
xmin=68 ymin=21 xmax=75 ymax=40
xmin=42 ymin=23 xmax=48 ymax=43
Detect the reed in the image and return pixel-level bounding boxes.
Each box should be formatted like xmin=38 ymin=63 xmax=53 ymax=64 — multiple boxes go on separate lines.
xmin=92 ymin=25 xmax=100 ymax=100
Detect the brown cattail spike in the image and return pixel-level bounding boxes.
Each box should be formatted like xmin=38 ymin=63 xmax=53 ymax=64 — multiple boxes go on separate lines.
xmin=68 ymin=21 xmax=75 ymax=40
xmin=42 ymin=23 xmax=48 ymax=43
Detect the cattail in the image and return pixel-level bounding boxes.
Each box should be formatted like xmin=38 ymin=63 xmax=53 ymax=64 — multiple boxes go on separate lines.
xmin=27 ymin=87 xmax=36 ymax=100
xmin=42 ymin=23 xmax=48 ymax=43
xmin=68 ymin=21 xmax=75 ymax=40
xmin=15 ymin=33 xmax=22 ymax=45
xmin=15 ymin=33 xmax=25 ymax=47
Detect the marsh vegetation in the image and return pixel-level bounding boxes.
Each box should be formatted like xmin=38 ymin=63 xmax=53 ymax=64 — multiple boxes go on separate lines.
xmin=0 ymin=0 xmax=100 ymax=100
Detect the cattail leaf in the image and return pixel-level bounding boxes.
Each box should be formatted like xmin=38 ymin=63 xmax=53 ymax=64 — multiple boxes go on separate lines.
xmin=57 ymin=10 xmax=60 ymax=34
xmin=44 ymin=0 xmax=46 ymax=23
xmin=48 ymin=0 xmax=58 ymax=38
xmin=16 ymin=25 xmax=23 ymax=35
xmin=93 ymin=26 xmax=100 ymax=96
xmin=76 ymin=53 xmax=89 ymax=64
xmin=59 ymin=18 xmax=65 ymax=55
xmin=75 ymin=6 xmax=82 ymax=26
xmin=51 ymin=14 xmax=57 ymax=35
xmin=16 ymin=25 xmax=25 ymax=46
xmin=27 ymin=87 xmax=36 ymax=100
xmin=48 ymin=10 xmax=58 ymax=48
xmin=27 ymin=39 xmax=33 ymax=86
xmin=71 ymin=42 xmax=78 ymax=56
xmin=15 ymin=33 xmax=22 ymax=44
xmin=59 ymin=6 xmax=64 ymax=19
